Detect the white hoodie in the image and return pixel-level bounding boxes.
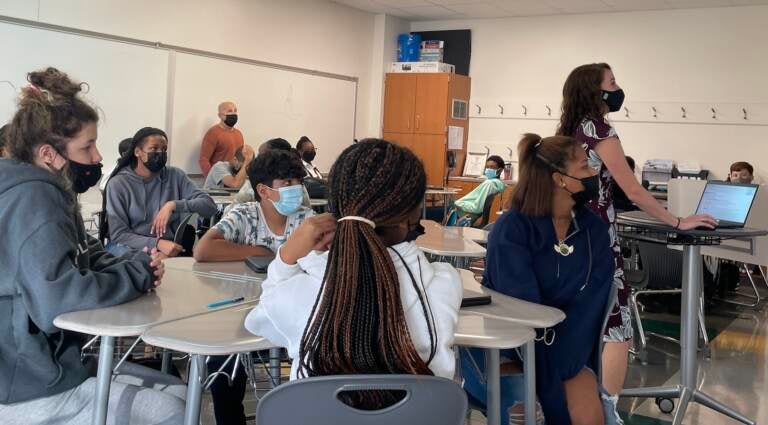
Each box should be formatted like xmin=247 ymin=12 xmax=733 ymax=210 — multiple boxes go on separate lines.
xmin=244 ymin=240 xmax=463 ymax=380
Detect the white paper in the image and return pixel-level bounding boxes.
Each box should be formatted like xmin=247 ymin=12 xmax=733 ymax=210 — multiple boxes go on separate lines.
xmin=463 ymin=152 xmax=487 ymax=177
xmin=448 ymin=126 xmax=464 ymax=150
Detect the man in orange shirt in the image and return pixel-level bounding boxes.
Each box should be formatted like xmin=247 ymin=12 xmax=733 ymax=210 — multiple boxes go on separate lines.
xmin=199 ymin=101 xmax=245 ymax=177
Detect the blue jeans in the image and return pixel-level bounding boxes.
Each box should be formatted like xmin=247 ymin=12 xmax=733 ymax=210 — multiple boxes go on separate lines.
xmin=460 ymin=347 xmax=623 ymax=424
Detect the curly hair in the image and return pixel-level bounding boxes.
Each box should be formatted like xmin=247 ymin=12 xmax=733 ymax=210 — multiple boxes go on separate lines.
xmin=247 ymin=149 xmax=306 ymax=201
xmin=556 ymin=63 xmax=611 ymax=137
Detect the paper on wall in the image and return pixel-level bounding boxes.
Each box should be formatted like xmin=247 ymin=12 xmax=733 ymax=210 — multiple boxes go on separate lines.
xmin=448 ymin=125 xmax=464 ymax=150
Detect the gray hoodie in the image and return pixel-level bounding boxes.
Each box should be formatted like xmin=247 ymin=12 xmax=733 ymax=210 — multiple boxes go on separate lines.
xmin=106 ymin=165 xmax=217 ymax=250
xmin=0 ymin=158 xmax=156 ymax=404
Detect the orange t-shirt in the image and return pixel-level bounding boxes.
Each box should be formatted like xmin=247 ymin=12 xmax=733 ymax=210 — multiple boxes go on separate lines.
xmin=199 ymin=124 xmax=245 ymax=176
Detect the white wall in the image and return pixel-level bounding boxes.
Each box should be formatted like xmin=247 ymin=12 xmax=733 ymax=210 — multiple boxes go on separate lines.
xmin=366 ymin=14 xmax=411 ymax=138
xmin=412 ymin=6 xmax=768 ymax=181
xmin=0 ymin=0 xmax=380 ymax=162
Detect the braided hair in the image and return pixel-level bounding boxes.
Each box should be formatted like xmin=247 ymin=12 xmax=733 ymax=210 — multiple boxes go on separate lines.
xmin=298 ymin=138 xmax=435 ymax=409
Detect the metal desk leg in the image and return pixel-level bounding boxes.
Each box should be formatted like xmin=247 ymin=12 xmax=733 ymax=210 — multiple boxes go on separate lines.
xmin=485 ymin=348 xmax=501 ymax=425
xmin=184 ymin=354 xmax=205 ymax=425
xmin=92 ymin=335 xmax=115 ymax=425
xmin=161 ymin=349 xmax=172 ymax=374
xmin=523 ymin=340 xmax=536 ymax=425
xmin=269 ymin=347 xmax=281 ymax=387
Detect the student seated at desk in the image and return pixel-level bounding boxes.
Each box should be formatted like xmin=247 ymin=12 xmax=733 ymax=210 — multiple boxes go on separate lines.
xmin=195 ymin=149 xmax=313 ymax=262
xmin=203 ymin=144 xmax=254 ymax=189
xmin=194 ymin=148 xmax=313 ymax=425
xmin=728 ymin=161 xmax=754 ymax=184
xmin=101 ymin=127 xmax=217 ymax=258
xmin=244 ymin=139 xmax=463 ymax=409
xmin=0 ymin=67 xmax=183 ymax=425
xmin=462 ymin=134 xmax=619 ymax=425
xmin=446 ymin=154 xmax=506 ymax=226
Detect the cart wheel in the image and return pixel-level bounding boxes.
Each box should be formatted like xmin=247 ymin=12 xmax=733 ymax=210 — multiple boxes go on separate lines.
xmin=656 ymin=397 xmax=675 ymax=414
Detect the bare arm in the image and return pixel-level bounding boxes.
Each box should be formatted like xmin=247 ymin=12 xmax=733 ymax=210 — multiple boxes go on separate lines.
xmin=194 ymin=228 xmax=273 ymax=262
xmin=596 ymin=138 xmax=716 ymax=230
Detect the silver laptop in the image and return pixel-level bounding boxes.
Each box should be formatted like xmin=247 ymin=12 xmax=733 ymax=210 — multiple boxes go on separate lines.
xmin=695 ymin=181 xmax=759 ymax=229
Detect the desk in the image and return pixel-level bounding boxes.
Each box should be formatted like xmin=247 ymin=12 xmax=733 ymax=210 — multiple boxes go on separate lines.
xmin=417 ymin=220 xmax=486 ymax=267
xmin=143 ymin=302 xmax=538 ymax=425
xmin=617 ymin=211 xmax=767 ymax=425
xmin=210 ymin=194 xmax=236 ymax=208
xmin=309 ymin=198 xmax=328 ymax=213
xmin=164 ymin=257 xmax=263 ymax=282
xmin=424 ymin=187 xmax=461 ymax=219
xmin=446 ymin=225 xmax=489 ymax=245
xmin=53 ymin=269 xmax=260 ymax=425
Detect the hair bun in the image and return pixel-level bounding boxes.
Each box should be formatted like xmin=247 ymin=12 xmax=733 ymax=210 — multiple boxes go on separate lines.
xmin=26 ymin=67 xmax=84 ymax=100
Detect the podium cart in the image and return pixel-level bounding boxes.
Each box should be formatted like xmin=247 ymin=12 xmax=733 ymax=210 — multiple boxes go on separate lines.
xmin=616 ymin=211 xmax=767 ymax=425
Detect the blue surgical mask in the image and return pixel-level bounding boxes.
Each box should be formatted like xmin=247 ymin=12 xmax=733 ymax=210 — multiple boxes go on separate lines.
xmin=484 ymin=168 xmax=498 ymax=179
xmin=267 ymin=184 xmax=304 ymax=216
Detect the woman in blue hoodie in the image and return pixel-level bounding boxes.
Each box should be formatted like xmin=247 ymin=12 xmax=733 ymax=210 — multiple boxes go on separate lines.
xmin=101 ymin=127 xmax=217 ymax=258
xmin=0 ymin=68 xmax=183 ymax=424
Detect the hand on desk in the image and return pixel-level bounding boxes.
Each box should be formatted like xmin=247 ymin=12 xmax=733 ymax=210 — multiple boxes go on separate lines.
xmin=678 ymin=214 xmax=718 ymax=231
xmin=157 ymin=239 xmax=184 ymax=257
xmin=280 ymin=214 xmax=337 ymax=265
xmin=143 ymin=247 xmax=165 ymax=287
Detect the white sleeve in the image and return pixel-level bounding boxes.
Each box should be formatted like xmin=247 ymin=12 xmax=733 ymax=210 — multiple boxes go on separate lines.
xmin=422 ymin=263 xmax=463 ymax=379
xmin=244 ymin=246 xmax=322 ymax=360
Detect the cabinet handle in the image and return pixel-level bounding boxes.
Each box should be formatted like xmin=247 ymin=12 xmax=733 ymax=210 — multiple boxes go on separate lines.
xmin=407 ymin=119 xmax=410 ymax=130
xmin=416 ymin=115 xmax=420 ymax=129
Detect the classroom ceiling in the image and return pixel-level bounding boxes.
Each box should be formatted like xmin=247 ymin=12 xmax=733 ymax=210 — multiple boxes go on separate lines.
xmin=333 ymin=0 xmax=768 ymax=19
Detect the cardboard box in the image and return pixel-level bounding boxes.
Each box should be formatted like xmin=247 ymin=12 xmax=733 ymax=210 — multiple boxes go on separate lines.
xmin=390 ymin=62 xmax=455 ymax=73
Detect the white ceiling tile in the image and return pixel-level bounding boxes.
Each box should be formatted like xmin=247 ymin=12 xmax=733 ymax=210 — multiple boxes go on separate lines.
xmin=729 ymin=0 xmax=768 ymax=4
xmin=428 ymin=0 xmax=486 ymax=5
xmin=444 ymin=2 xmax=511 ymax=18
xmin=376 ymin=0 xmax=433 ymax=7
xmin=663 ymin=0 xmax=732 ymax=7
xmin=402 ymin=4 xmax=466 ymax=18
xmin=493 ymin=0 xmax=564 ymax=15
xmin=332 ymin=0 xmax=407 ymax=14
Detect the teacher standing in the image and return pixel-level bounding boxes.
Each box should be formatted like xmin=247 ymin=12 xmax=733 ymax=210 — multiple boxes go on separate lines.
xmin=556 ymin=63 xmax=716 ymax=404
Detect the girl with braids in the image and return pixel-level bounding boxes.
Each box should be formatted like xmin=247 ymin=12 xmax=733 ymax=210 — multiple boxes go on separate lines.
xmin=468 ymin=133 xmax=617 ymax=424
xmin=0 ymin=67 xmax=184 ymax=424
xmin=245 ymin=139 xmax=462 ymax=398
xmin=557 ymin=63 xmax=715 ymax=403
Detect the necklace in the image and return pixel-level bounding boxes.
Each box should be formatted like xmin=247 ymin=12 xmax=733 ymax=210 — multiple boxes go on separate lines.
xmin=553 ymin=212 xmax=578 ymax=256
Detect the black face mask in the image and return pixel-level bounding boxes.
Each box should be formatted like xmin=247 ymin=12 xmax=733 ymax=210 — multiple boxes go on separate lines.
xmin=302 ymin=150 xmax=316 ymax=163
xmin=601 ymin=89 xmax=625 ymax=113
xmin=403 ymin=222 xmax=426 ymax=243
xmin=67 ymin=160 xmax=103 ymax=193
xmin=143 ymin=151 xmax=167 ymax=173
xmin=224 ymin=114 xmax=238 ymax=127
xmin=565 ymin=174 xmax=600 ymax=207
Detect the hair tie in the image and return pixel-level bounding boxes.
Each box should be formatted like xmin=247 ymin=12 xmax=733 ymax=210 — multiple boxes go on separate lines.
xmin=338 ymin=216 xmax=376 ymax=229
xmin=534 ymin=139 xmax=543 ymax=148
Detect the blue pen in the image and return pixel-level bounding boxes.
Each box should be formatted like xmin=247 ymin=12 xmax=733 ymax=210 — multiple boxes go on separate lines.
xmin=207 ymin=296 xmax=245 ymax=309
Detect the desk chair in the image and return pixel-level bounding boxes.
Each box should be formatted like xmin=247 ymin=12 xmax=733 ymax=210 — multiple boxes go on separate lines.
xmin=475 ymin=191 xmax=499 ymax=229
xmin=626 ymin=241 xmax=709 ymax=364
xmin=256 ymin=374 xmax=467 ymax=425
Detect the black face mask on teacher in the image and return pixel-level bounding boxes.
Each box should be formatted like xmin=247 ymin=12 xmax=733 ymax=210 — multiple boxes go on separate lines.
xmin=602 ymin=89 xmax=625 ymax=113
xmin=224 ymin=114 xmax=238 ymax=127
xmin=302 ymin=150 xmax=316 ymax=163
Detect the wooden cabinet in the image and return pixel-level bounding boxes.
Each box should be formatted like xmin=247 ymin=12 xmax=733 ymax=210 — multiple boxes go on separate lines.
xmin=383 ymin=73 xmax=470 ymax=187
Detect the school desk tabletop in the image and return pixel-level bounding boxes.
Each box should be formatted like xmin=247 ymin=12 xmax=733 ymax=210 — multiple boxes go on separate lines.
xmin=417 ymin=220 xmax=486 ymax=258
xmin=53 ymin=268 xmax=261 ymax=425
xmin=164 ymin=257 xmax=264 ymax=282
xmin=445 ymin=225 xmax=489 ymax=244
xmin=142 ymin=302 xmax=538 ymax=425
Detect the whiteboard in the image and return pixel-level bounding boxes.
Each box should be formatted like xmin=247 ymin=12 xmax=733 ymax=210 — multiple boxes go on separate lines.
xmin=0 ymin=21 xmax=168 ymax=168
xmin=170 ymin=52 xmax=356 ymax=174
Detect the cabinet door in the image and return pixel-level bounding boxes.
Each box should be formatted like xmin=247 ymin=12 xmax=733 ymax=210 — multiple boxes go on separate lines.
xmin=414 ymin=74 xmax=450 ymax=135
xmin=383 ymin=131 xmax=414 ymax=151
xmin=383 ymin=74 xmax=417 ymax=133
xmin=410 ymin=134 xmax=447 ymax=187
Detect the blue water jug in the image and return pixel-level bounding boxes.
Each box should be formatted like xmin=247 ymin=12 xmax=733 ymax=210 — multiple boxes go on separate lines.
xmin=397 ymin=33 xmax=422 ymax=62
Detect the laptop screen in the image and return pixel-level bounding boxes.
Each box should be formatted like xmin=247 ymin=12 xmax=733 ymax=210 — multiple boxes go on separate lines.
xmin=695 ymin=181 xmax=759 ymax=225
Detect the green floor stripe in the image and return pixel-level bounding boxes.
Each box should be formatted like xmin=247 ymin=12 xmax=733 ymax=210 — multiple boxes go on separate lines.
xmin=641 ymin=318 xmax=718 ymax=340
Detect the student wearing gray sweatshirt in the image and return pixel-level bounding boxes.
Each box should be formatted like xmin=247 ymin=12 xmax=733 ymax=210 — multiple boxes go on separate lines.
xmin=102 ymin=127 xmax=217 ymax=258
xmin=0 ymin=67 xmax=183 ymax=424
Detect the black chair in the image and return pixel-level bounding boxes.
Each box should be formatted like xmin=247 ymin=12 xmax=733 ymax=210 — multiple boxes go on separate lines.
xmin=474 ymin=192 xmax=499 ymax=229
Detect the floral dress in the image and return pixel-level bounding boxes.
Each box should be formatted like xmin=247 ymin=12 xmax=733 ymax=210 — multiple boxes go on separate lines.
xmin=574 ymin=117 xmax=633 ymax=342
